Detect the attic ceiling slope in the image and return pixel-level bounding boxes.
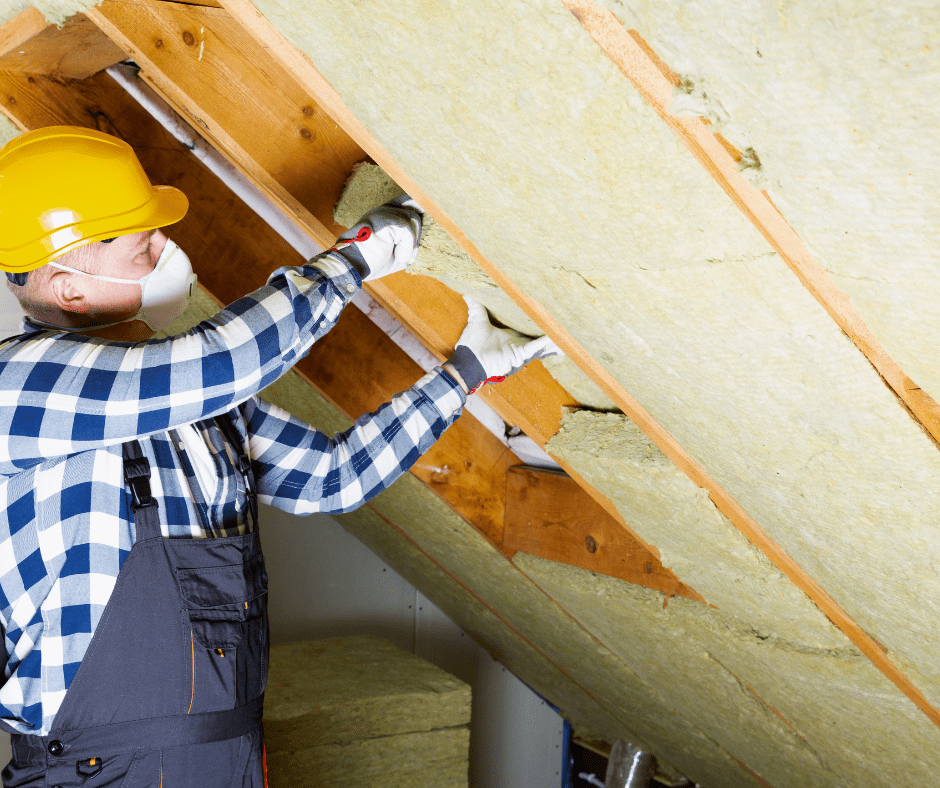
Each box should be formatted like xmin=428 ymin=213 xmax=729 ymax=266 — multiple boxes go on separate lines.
xmin=600 ymin=0 xmax=940 ymax=409
xmin=239 ymin=0 xmax=940 ymax=719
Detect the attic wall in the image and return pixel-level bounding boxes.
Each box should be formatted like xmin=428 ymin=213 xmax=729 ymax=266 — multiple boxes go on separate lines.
xmin=252 ymin=0 xmax=940 ymax=722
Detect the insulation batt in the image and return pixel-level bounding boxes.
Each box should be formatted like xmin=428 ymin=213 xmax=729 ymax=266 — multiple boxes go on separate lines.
xmin=518 ymin=554 xmax=940 ymax=788
xmin=547 ymin=410 xmax=849 ymax=650
xmin=600 ymin=0 xmax=940 ymax=408
xmin=253 ymin=0 xmax=940 ymax=731
xmin=334 ymin=162 xmax=619 ymax=410
xmin=0 ymin=0 xmax=95 ymax=26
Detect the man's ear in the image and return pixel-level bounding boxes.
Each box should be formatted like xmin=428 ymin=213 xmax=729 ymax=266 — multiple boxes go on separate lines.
xmin=48 ymin=270 xmax=90 ymax=314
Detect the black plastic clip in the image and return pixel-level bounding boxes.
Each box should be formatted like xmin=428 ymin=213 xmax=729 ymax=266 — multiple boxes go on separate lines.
xmin=76 ymin=756 xmax=103 ymax=778
xmin=122 ymin=441 xmax=158 ymax=512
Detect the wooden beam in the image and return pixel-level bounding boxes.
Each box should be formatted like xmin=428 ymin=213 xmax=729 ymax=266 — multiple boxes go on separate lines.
xmin=87 ymin=0 xmax=361 ymax=246
xmin=217 ymin=0 xmax=940 ymax=729
xmin=0 ymin=9 xmax=125 ymax=79
xmin=505 ymin=466 xmax=696 ymax=599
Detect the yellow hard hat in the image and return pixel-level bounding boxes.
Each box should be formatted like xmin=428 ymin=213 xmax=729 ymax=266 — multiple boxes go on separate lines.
xmin=0 ymin=126 xmax=188 ymax=275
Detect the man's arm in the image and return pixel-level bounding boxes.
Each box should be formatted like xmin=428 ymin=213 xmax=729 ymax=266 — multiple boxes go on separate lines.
xmin=244 ymin=368 xmax=466 ymax=514
xmin=244 ymin=299 xmax=562 ymax=515
xmin=0 ymin=199 xmax=421 ymax=473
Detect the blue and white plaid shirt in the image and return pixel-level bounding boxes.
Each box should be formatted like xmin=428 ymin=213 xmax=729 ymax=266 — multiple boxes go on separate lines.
xmin=0 ymin=240 xmax=465 ymax=735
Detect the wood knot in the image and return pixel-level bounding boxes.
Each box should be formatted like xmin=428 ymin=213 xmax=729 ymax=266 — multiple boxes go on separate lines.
xmin=182 ymin=31 xmax=196 ymax=46
xmin=644 ymin=562 xmax=654 ymax=574
xmin=155 ymin=38 xmax=164 ymax=48
xmin=300 ymin=127 xmax=314 ymax=140
xmin=302 ymin=105 xmax=316 ymax=117
xmin=585 ymin=536 xmax=597 ymax=554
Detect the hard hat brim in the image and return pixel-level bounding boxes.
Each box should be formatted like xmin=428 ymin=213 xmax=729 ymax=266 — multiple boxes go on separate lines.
xmin=2 ymin=184 xmax=189 ymax=275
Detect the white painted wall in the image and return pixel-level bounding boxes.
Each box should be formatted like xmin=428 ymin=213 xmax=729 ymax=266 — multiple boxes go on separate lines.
xmin=0 ymin=285 xmax=565 ymax=786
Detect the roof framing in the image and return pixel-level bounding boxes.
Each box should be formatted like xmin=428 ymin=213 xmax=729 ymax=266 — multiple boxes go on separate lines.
xmin=4 ymin=0 xmax=940 ymax=751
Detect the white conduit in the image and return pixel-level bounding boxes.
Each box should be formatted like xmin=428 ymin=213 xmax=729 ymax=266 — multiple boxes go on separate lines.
xmin=106 ymin=63 xmax=558 ymax=469
xmin=106 ymin=64 xmax=323 ymax=261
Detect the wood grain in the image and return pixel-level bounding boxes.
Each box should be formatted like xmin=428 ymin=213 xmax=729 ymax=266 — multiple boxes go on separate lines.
xmin=89 ymin=0 xmax=364 ymax=244
xmin=0 ymin=11 xmax=125 ymax=79
xmin=506 ymin=467 xmax=697 ymax=599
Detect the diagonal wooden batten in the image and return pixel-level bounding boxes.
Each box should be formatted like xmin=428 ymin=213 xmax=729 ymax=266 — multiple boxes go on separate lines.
xmin=218 ymin=0 xmax=940 ymax=728
xmin=0 ymin=8 xmax=125 ymax=80
xmin=560 ymin=0 xmax=940 ymax=449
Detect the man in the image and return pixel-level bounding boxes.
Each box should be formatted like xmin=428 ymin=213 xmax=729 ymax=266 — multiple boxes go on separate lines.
xmin=0 ymin=126 xmax=558 ymax=786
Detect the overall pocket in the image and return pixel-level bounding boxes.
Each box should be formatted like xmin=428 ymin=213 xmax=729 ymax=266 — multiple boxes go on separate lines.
xmin=176 ymin=553 xmax=268 ymax=713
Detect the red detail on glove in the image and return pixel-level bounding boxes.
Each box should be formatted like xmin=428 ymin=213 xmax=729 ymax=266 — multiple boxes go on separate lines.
xmin=328 ymin=225 xmax=373 ymax=251
xmin=469 ymin=375 xmax=506 ymax=395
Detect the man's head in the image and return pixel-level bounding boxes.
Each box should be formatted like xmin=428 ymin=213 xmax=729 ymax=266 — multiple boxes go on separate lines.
xmin=0 ymin=126 xmax=189 ymax=339
xmin=8 ymin=230 xmax=174 ymax=339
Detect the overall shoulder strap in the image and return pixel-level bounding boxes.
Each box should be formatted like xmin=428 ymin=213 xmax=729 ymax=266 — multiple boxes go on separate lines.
xmin=215 ymin=407 xmax=259 ymax=528
xmin=122 ymin=439 xmax=161 ymax=541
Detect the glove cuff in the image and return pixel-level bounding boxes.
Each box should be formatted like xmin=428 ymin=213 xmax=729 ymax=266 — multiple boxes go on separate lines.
xmin=446 ymin=346 xmax=485 ymax=392
xmin=446 ymin=345 xmax=506 ymax=394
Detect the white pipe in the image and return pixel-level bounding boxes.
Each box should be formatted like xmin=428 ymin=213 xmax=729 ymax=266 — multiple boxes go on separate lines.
xmin=107 ymin=62 xmax=560 ymax=470
xmin=105 ymin=64 xmax=323 ymax=259
xmin=579 ymin=774 xmax=606 ymax=788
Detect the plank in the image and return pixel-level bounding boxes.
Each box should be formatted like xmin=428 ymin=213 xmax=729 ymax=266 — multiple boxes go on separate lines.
xmin=505 ymin=467 xmax=696 ymax=599
xmin=88 ymin=0 xmax=363 ymax=244
xmin=218 ymin=0 xmax=940 ymax=729
xmin=0 ymin=11 xmax=125 ymax=79
xmin=0 ymin=8 xmax=46 ymax=56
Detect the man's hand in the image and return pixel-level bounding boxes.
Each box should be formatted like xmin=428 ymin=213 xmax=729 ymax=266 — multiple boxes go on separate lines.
xmin=329 ymin=194 xmax=423 ymax=281
xmin=445 ymin=297 xmax=562 ymax=394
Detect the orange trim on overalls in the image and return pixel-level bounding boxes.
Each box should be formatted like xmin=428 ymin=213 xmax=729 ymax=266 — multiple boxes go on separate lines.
xmin=187 ymin=629 xmax=195 ymax=714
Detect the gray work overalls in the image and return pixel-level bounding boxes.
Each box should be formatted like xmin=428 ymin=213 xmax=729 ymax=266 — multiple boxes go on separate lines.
xmin=2 ymin=410 xmax=268 ymax=787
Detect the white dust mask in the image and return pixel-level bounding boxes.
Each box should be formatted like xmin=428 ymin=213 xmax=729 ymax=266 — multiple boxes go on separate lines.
xmin=48 ymin=239 xmax=197 ymax=332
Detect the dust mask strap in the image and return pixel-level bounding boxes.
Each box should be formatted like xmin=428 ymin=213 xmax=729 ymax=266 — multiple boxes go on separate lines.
xmin=45 ymin=239 xmax=197 ymax=332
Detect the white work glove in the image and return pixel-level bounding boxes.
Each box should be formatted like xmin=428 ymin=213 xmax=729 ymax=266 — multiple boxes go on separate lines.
xmin=328 ymin=194 xmax=423 ymax=281
xmin=445 ymin=297 xmax=562 ymax=394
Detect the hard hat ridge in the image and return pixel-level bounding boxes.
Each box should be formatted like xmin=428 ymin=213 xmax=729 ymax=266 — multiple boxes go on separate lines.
xmin=0 ymin=126 xmax=188 ymax=275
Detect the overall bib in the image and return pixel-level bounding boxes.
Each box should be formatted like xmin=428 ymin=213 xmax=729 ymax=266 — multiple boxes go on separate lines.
xmin=3 ymin=412 xmax=269 ymax=787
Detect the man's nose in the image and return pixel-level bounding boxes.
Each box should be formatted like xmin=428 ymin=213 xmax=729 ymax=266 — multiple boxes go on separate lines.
xmin=150 ymin=229 xmax=168 ymax=265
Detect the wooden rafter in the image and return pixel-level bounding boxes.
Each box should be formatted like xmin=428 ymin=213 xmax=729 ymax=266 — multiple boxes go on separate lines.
xmin=0 ymin=8 xmax=125 ymax=79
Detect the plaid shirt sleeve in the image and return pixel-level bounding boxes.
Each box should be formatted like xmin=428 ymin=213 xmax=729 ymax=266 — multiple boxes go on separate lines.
xmin=244 ymin=368 xmax=466 ymax=514
xmin=0 ymin=198 xmax=425 ymax=476
xmin=0 ymin=258 xmax=388 ymax=478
